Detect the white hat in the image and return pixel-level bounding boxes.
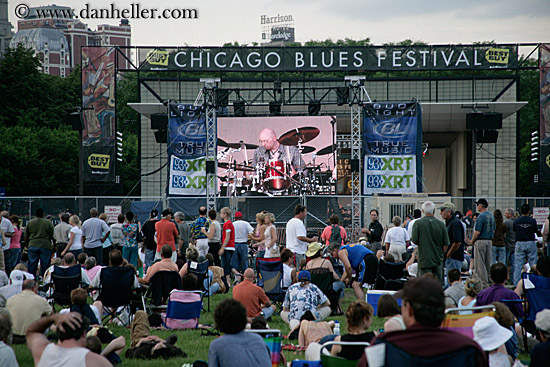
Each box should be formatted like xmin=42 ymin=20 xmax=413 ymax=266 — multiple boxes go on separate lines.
xmin=407 ymin=263 xmax=418 ymax=277
xmin=535 ymin=309 xmax=550 ymax=334
xmin=473 ymin=316 xmax=513 ymax=351
xmin=9 ymin=270 xmax=26 ymax=285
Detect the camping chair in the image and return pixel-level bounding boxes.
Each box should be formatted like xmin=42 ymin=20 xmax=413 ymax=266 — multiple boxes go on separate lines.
xmin=309 ymin=267 xmax=341 ymax=315
xmin=319 ymin=341 xmax=371 ymax=367
xmin=257 ymin=257 xmax=285 ymax=310
xmin=374 ymin=260 xmax=407 ymax=290
xmin=162 ymin=290 xmax=202 ymax=329
xmin=187 ymin=259 xmax=211 ymax=311
xmin=46 ymin=265 xmax=84 ymax=311
xmin=442 ymin=305 xmax=496 ymax=338
xmin=97 ymin=266 xmax=139 ymax=326
xmin=246 ymin=329 xmax=283 ymax=367
xmin=502 ymin=272 xmax=550 ymax=352
xmin=144 ymin=271 xmax=181 ymax=309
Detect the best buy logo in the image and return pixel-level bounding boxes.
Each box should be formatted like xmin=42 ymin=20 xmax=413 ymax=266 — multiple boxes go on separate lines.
xmin=146 ymin=49 xmax=169 ymax=66
xmin=485 ymin=48 xmax=509 ymax=64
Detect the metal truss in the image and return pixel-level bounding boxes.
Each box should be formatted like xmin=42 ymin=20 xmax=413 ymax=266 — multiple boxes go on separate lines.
xmin=198 ymin=78 xmax=220 ymax=212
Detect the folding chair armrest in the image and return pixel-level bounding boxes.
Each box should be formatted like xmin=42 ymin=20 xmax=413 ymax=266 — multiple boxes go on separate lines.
xmin=500 ymin=299 xmax=526 ymax=320
xmin=320 ymin=341 xmax=370 ymax=356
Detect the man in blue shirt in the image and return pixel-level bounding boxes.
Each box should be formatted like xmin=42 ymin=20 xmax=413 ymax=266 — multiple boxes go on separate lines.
xmin=468 ymin=198 xmax=495 ymax=288
xmin=513 ymin=203 xmax=541 ymax=285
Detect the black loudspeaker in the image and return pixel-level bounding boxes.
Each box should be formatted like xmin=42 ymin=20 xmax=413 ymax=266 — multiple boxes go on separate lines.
xmin=233 ymin=100 xmax=246 ymax=117
xmin=336 ymin=87 xmax=349 ymax=106
xmin=269 ymin=101 xmax=281 ymax=116
xmin=151 ymin=114 xmax=168 ymax=130
xmin=69 ymin=111 xmax=83 ymax=131
xmin=350 ymin=159 xmax=360 ymax=172
xmin=206 ymin=160 xmax=216 ymax=174
xmin=475 ymin=130 xmax=499 ymax=143
xmin=308 ymin=100 xmax=320 ymax=116
xmin=466 ymin=112 xmax=502 ymax=130
xmin=154 ymin=130 xmax=167 ymax=143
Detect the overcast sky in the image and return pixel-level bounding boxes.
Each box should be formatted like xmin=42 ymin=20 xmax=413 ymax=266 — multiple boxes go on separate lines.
xmin=8 ymin=0 xmax=549 ymax=49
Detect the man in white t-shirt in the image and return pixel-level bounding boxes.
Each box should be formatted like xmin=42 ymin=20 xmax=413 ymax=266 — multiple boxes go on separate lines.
xmin=231 ymin=211 xmax=254 ymax=276
xmin=407 ymin=209 xmax=422 ymax=249
xmin=285 ymin=205 xmax=318 ymax=267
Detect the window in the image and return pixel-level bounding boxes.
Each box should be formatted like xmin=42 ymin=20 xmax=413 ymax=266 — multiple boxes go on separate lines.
xmin=389 ymin=203 xmax=415 ymax=222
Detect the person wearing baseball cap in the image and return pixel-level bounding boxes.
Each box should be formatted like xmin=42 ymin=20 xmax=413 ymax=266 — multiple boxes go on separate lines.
xmin=438 ymin=202 xmax=465 ymax=281
xmin=531 ymin=309 xmax=550 ymax=366
xmin=357 ymin=276 xmax=487 ymax=366
xmin=469 ymin=198 xmax=495 ymax=288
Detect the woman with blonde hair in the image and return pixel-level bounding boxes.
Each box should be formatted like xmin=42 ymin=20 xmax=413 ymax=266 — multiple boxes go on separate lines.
xmin=61 ymin=215 xmax=83 ymax=258
xmin=258 ymin=213 xmax=278 ymax=258
xmin=458 ymin=276 xmax=482 ymax=315
xmin=248 ymin=212 xmax=266 ymax=258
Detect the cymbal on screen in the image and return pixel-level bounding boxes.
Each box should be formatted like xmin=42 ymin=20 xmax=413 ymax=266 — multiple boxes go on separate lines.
xmin=218 ymin=162 xmax=255 ymax=171
xmin=278 ymin=127 xmax=320 ymax=145
xmin=225 ymin=141 xmax=259 ymax=149
xmin=317 ymin=145 xmax=338 ymax=156
xmin=300 ymin=146 xmax=315 ymax=154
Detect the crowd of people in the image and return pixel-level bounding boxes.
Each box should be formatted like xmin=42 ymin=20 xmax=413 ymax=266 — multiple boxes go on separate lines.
xmin=0 ymin=199 xmax=549 ymax=366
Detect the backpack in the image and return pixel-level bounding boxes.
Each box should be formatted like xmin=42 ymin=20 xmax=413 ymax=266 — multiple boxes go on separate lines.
xmin=329 ymin=225 xmax=342 ymax=247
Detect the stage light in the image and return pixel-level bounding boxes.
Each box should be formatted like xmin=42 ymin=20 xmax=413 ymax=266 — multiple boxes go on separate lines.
xmin=233 ymin=100 xmax=246 ymax=117
xmin=269 ymin=101 xmax=281 ymax=116
xmin=308 ymin=100 xmax=321 ymax=115
xmin=336 ymin=87 xmax=349 ymax=106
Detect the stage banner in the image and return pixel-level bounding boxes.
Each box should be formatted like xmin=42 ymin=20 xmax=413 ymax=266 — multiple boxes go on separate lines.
xmin=138 ymin=45 xmax=518 ymax=72
xmin=82 ymin=46 xmax=116 ymax=182
xmin=167 ymin=103 xmax=207 ymax=196
xmin=363 ymin=102 xmax=422 ymax=194
xmin=539 ymin=44 xmax=550 ymax=182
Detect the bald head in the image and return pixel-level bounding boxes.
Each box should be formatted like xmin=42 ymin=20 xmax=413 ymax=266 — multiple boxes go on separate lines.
xmin=259 ymin=128 xmax=279 ymax=151
xmin=243 ymin=268 xmax=255 ymax=280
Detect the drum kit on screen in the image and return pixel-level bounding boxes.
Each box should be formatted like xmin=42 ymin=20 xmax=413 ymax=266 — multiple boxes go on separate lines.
xmin=217 ymin=127 xmax=337 ymax=197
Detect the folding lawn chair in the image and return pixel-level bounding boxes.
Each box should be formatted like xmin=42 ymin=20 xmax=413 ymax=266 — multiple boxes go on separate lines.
xmin=187 ymin=259 xmax=211 ymax=311
xmin=246 ymin=329 xmax=283 ymax=367
xmin=145 ymin=270 xmax=181 ymax=308
xmin=46 ymin=265 xmax=84 ymax=311
xmin=374 ymin=260 xmax=407 ymax=291
xmin=162 ymin=290 xmax=202 ymax=329
xmin=256 ymin=257 xmax=285 ymax=310
xmin=319 ymin=341 xmax=371 ymax=367
xmin=309 ymin=267 xmax=341 ymax=315
xmin=442 ymin=305 xmax=496 ymax=338
xmin=97 ymin=266 xmax=139 ymax=326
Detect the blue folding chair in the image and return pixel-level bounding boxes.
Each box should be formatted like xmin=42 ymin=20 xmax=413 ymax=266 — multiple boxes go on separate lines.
xmin=163 ymin=290 xmax=202 ymax=329
xmin=188 ymin=259 xmax=211 ymax=311
xmin=256 ymin=257 xmax=285 ymax=310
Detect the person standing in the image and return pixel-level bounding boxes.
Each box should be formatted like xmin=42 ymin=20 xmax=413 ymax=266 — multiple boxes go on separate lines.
xmin=204 ymin=209 xmax=222 ymax=266
xmin=286 ymin=205 xmax=318 ymax=267
xmin=81 ymin=208 xmax=110 ymax=266
xmin=61 ymin=215 xmax=83 ymax=258
xmin=218 ymin=207 xmax=235 ymax=286
xmin=492 ymin=209 xmax=507 ymax=265
xmin=25 ymin=208 xmax=54 ymax=279
xmin=0 ymin=211 xmax=15 ymax=273
xmin=190 ymin=207 xmax=210 ymax=258
xmin=407 ymin=209 xmax=422 ymax=250
xmin=321 ymin=214 xmax=347 ymax=247
xmin=109 ymin=214 xmax=125 ymax=253
xmin=384 ymin=216 xmax=409 ymax=261
xmin=504 ymin=208 xmax=516 ymax=279
xmin=174 ymin=211 xmax=190 ymax=261
xmin=98 ymin=213 xmax=115 ymax=266
xmin=468 ymin=198 xmax=495 ymax=288
xmin=122 ymin=212 xmax=139 ymax=268
xmin=513 ymin=203 xmax=540 ymax=285
xmin=53 ymin=213 xmax=71 ymax=259
xmin=231 ymin=211 xmax=254 ymax=276
xmin=439 ymin=202 xmax=465 ymax=275
xmin=362 ymin=209 xmax=384 ymax=253
xmin=8 ymin=215 xmax=22 ymax=269
xmin=411 ymin=201 xmax=449 ymax=286
xmin=140 ymin=209 xmax=159 ymax=271
xmin=154 ymin=209 xmax=179 ymax=263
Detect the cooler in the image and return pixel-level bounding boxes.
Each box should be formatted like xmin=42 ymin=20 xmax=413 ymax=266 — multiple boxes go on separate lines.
xmin=366 ymin=290 xmax=402 ymax=315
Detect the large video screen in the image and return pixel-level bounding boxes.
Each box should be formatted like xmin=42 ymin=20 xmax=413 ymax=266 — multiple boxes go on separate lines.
xmin=217 ymin=116 xmax=335 ymax=196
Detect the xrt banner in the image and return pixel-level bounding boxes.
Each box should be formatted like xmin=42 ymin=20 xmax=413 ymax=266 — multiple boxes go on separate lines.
xmin=167 ymin=104 xmax=207 ymax=196
xmin=82 ymin=47 xmax=116 ymax=182
xmin=363 ymin=103 xmax=422 ymax=194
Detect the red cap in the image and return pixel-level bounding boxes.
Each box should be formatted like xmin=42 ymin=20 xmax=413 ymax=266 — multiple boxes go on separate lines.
xmin=234 ymin=211 xmax=243 ymax=218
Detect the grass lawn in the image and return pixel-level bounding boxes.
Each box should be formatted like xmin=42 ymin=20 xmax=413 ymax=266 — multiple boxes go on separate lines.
xmin=11 ymin=289 xmax=530 ymax=366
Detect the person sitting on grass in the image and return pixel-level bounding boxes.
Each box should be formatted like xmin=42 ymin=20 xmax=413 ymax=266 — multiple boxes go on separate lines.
xmin=208 ymin=298 xmax=271 ymax=367
xmin=377 ymin=294 xmax=406 ymax=332
xmin=86 ymin=334 xmax=126 ymax=366
xmin=330 ymin=300 xmax=375 ymax=360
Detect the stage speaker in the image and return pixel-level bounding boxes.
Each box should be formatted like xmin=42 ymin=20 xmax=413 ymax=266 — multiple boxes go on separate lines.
xmin=475 ymin=129 xmax=499 ymax=143
xmin=269 ymin=101 xmax=281 ymax=116
xmin=466 ymin=112 xmax=483 ymax=130
xmin=154 ymin=129 xmax=167 ymax=144
xmin=151 ymin=114 xmax=168 ymax=130
xmin=69 ymin=111 xmax=83 ymax=131
xmin=308 ymin=100 xmax=321 ymax=116
xmin=233 ymin=100 xmax=246 ymax=117
xmin=336 ymin=87 xmax=349 ymax=106
xmin=216 ymin=89 xmax=230 ymax=108
xmin=466 ymin=112 xmax=502 ymax=130
xmin=206 ymin=160 xmax=216 ymax=174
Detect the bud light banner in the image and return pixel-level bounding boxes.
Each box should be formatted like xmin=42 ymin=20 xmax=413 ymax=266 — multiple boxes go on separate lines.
xmin=167 ymin=103 xmax=208 ymax=196
xmin=363 ymin=102 xmax=422 ymax=194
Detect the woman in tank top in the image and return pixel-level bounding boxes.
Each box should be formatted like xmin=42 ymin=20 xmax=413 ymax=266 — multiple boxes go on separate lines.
xmin=259 ymin=213 xmax=278 ymax=258
xmin=248 ymin=212 xmax=266 ymax=258
xmin=458 ymin=276 xmax=482 ymax=315
xmin=204 ymin=209 xmax=222 ymax=266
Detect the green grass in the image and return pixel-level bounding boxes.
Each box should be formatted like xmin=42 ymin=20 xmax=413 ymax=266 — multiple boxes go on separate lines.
xmin=11 ymin=290 xmax=530 ymax=366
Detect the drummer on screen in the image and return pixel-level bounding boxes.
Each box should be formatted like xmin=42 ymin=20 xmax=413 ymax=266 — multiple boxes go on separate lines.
xmin=251 ymin=128 xmax=306 ymax=175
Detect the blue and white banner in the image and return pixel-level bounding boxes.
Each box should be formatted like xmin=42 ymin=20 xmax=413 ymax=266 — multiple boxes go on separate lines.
xmin=363 ymin=102 xmax=422 ymax=194
xmin=167 ymin=104 xmax=208 ymax=196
